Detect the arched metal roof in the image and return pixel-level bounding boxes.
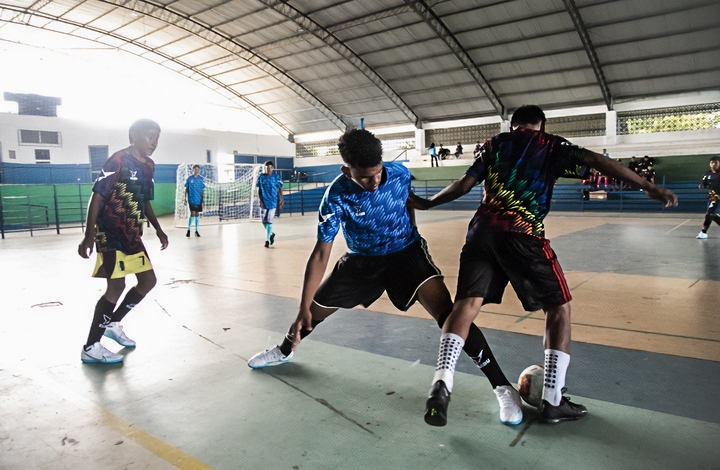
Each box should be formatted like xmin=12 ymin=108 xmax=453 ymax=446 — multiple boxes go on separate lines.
xmin=1 ymin=0 xmax=718 ymax=140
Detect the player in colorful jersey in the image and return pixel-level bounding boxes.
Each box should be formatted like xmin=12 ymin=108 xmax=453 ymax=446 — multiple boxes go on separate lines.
xmin=77 ymin=119 xmax=169 ymax=364
xmin=248 ymin=128 xmax=525 ymax=426
xmin=184 ymin=164 xmax=205 ymax=237
xmin=696 ymin=156 xmax=720 ymax=239
xmin=256 ymin=161 xmax=284 ymax=248
xmin=411 ymin=105 xmax=677 ymax=425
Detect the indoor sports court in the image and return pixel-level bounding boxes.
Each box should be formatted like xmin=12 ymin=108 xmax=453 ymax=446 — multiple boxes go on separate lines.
xmin=1 ymin=209 xmax=718 ymax=469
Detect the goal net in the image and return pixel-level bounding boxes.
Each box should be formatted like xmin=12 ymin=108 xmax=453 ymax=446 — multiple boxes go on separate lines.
xmin=174 ymin=163 xmax=263 ymax=227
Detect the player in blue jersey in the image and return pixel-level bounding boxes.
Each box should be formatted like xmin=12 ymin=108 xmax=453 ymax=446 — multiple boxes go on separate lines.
xmin=248 ymin=129 xmax=524 ymax=426
xmin=184 ymin=164 xmax=205 ymax=237
xmin=257 ymin=161 xmax=284 ymax=248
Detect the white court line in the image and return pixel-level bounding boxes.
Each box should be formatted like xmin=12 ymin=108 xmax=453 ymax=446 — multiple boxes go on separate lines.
xmin=665 ymin=219 xmax=692 ymax=234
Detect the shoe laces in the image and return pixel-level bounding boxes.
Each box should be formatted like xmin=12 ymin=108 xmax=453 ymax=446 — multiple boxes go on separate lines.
xmin=495 ymin=386 xmax=519 ymax=408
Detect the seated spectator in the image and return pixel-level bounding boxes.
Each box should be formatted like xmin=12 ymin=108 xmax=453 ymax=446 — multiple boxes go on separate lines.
xmin=643 ymin=164 xmax=656 ymax=184
xmin=473 ymin=140 xmax=482 ymax=157
xmin=639 ymin=155 xmax=655 ymax=172
xmin=628 ymin=156 xmax=640 ymax=174
xmin=454 ymin=142 xmax=463 ymax=159
xmin=438 ymin=144 xmax=451 ymax=160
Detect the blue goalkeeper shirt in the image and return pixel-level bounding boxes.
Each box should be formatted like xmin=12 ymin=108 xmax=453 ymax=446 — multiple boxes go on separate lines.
xmin=184 ymin=175 xmax=205 ymax=205
xmin=317 ymin=162 xmax=419 ymax=256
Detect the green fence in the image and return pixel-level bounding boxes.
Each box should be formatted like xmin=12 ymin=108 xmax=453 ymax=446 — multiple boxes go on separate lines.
xmin=0 ymin=183 xmax=176 ymax=238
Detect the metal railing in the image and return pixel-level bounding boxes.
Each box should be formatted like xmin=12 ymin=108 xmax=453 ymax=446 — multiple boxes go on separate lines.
xmin=0 ymin=183 xmax=90 ymax=238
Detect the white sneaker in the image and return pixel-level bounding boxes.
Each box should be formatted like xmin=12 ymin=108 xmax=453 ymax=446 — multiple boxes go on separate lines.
xmin=494 ymin=385 xmax=523 ymax=425
xmin=248 ymin=346 xmax=293 ymax=369
xmin=696 ymin=232 xmax=708 ymax=239
xmin=103 ymin=322 xmax=136 ymax=347
xmin=81 ymin=342 xmax=123 ymax=364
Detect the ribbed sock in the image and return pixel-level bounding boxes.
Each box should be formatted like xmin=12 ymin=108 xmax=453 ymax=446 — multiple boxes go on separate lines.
xmin=542 ymin=349 xmax=570 ymax=406
xmin=432 ymin=333 xmax=464 ymax=392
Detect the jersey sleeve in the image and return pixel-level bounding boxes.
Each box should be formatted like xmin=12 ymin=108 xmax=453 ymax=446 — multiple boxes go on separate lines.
xmin=316 ymin=190 xmax=342 ymax=243
xmin=92 ymin=155 xmax=122 ymax=198
xmin=555 ymin=137 xmax=592 ymax=179
xmin=465 ymin=140 xmax=490 ymax=181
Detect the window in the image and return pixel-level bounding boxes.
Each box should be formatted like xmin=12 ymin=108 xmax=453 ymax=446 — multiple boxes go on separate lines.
xmin=19 ymin=130 xmax=61 ymax=145
xmin=9 ymin=150 xmax=16 ymax=159
xmin=35 ymin=149 xmax=50 ymax=163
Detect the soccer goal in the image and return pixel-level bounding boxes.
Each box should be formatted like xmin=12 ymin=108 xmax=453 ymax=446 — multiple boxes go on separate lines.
xmin=174 ymin=163 xmax=263 ymax=228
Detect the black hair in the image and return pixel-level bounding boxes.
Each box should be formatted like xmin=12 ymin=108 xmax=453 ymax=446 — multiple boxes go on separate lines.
xmin=338 ymin=129 xmax=382 ymax=168
xmin=264 ymin=160 xmax=274 ymax=167
xmin=510 ymin=105 xmax=546 ymax=131
xmin=429 ymin=142 xmax=435 ymax=148
xmin=128 ymin=119 xmax=160 ymax=142
xmin=192 ymin=164 xmax=200 ymax=169
xmin=710 ymin=156 xmax=720 ymax=163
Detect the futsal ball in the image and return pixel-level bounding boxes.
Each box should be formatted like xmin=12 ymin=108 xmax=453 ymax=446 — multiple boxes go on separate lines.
xmin=518 ymin=364 xmax=544 ymax=408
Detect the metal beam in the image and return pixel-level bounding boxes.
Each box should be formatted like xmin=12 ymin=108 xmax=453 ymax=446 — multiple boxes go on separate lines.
xmin=562 ymin=0 xmax=613 ymax=109
xmin=403 ymin=0 xmax=506 ymax=119
xmin=256 ymin=0 xmax=420 ymax=128
xmin=100 ymin=0 xmax=352 ymax=135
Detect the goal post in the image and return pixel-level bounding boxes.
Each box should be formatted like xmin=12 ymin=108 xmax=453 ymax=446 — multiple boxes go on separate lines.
xmin=174 ymin=163 xmax=263 ymax=227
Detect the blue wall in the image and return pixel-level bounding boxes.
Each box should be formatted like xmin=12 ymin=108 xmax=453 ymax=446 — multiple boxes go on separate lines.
xmin=1 ymin=162 xmax=183 ymax=184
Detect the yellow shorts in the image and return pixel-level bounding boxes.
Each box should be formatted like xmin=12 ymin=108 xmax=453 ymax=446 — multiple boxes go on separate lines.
xmin=93 ymin=250 xmax=153 ymax=279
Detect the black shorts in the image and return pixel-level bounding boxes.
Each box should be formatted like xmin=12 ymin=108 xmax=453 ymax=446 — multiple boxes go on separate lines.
xmin=189 ymin=203 xmax=203 ymax=213
xmin=313 ymin=238 xmax=442 ymax=312
xmin=455 ymin=231 xmax=572 ymax=312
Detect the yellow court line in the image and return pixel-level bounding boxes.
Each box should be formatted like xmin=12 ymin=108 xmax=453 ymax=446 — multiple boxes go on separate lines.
xmin=21 ymin=365 xmax=214 ymax=470
xmin=99 ymin=407 xmax=214 ymax=470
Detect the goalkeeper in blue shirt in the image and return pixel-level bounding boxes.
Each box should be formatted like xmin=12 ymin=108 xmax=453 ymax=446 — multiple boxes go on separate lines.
xmin=247 ymin=129 xmax=524 ymax=426
xmin=184 ymin=164 xmax=205 ymax=237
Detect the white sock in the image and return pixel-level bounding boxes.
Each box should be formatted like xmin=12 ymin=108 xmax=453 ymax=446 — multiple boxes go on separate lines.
xmin=543 ymin=349 xmax=570 ymax=406
xmin=432 ymin=332 xmax=464 ymax=393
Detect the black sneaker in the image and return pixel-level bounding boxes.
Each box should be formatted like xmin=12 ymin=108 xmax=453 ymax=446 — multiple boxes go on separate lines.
xmin=540 ymin=389 xmax=588 ymax=424
xmin=270 ymin=232 xmax=276 ymax=245
xmin=264 ymin=240 xmax=270 ymax=248
xmin=186 ymin=230 xmax=190 ymax=238
xmin=195 ymin=231 xmax=200 ymax=237
xmin=424 ymin=380 xmax=451 ymax=426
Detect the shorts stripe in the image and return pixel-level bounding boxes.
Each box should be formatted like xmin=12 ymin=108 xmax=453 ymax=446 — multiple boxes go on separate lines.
xmin=542 ymin=240 xmax=571 ymax=303
xmin=402 ymin=237 xmax=443 ymax=310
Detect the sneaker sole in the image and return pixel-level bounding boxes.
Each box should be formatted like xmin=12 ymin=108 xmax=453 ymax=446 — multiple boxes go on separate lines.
xmin=542 ymin=413 xmax=587 ymax=424
xmin=424 ymin=400 xmax=448 ymax=426
xmin=81 ymin=356 xmax=123 ymax=364
xmin=501 ymin=416 xmax=523 ymax=426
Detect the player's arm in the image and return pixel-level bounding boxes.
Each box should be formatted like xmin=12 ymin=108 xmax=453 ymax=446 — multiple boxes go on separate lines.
xmin=408 ymin=174 xmax=479 ymax=210
xmin=78 ymin=191 xmax=104 ymax=258
xmin=291 ymin=240 xmax=333 ymax=347
xmin=278 ymin=186 xmax=284 ymax=207
xmin=145 ymin=201 xmax=169 ymax=250
xmin=584 ymin=152 xmax=677 ymax=207
xmin=184 ymin=184 xmax=189 ymax=204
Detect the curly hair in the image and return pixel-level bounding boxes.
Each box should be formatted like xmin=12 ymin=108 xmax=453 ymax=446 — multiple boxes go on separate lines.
xmin=338 ymin=129 xmax=382 ymax=168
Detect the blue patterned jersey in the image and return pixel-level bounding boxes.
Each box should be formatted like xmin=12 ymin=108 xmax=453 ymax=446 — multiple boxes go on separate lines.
xmin=317 ymin=162 xmax=419 ymax=256
xmin=257 ymin=172 xmax=283 ymax=209
xmin=184 ymin=175 xmax=205 ymax=205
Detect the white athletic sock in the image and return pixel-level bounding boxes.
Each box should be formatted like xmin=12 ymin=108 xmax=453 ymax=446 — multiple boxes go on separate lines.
xmin=432 ymin=332 xmax=464 ymax=393
xmin=543 ymin=349 xmax=570 ymax=406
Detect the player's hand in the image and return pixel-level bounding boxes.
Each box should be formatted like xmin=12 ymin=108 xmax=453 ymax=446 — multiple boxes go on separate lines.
xmin=290 ymin=309 xmax=313 ymax=349
xmin=78 ymin=233 xmax=95 ymax=259
xmin=157 ymin=230 xmax=169 ymax=250
xmin=646 ymin=186 xmax=678 ymax=207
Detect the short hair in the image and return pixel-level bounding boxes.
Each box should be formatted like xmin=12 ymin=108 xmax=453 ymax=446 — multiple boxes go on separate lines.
xmin=338 ymin=129 xmax=382 ymax=168
xmin=264 ymin=160 xmax=274 ymax=167
xmin=192 ymin=164 xmax=200 ymax=170
xmin=510 ymin=105 xmax=546 ymax=130
xmin=710 ymin=156 xmax=720 ymax=163
xmin=128 ymin=119 xmax=160 ymax=143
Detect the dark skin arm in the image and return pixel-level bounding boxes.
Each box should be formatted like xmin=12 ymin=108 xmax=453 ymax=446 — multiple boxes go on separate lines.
xmin=78 ymin=192 xmax=104 ymax=258
xmin=407 ymin=174 xmax=479 ymax=210
xmin=145 ymin=201 xmax=169 ymax=250
xmin=291 ymin=240 xmax=334 ymax=348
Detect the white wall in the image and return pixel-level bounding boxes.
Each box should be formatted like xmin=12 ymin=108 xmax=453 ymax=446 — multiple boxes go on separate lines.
xmin=0 ymin=113 xmax=295 ymax=165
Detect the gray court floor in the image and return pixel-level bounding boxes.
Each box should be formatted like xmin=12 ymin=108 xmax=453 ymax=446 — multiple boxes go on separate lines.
xmin=1 ymin=210 xmax=718 ymax=469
